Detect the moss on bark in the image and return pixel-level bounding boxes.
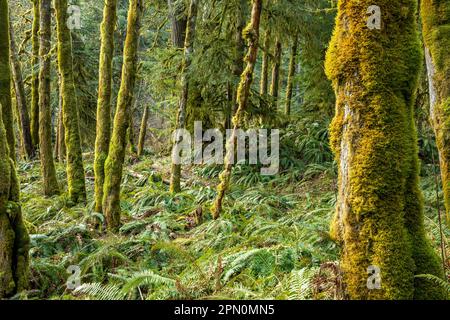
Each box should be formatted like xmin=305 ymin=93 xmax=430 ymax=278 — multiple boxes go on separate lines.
xmin=38 ymin=0 xmax=59 ymax=197
xmin=421 ymin=0 xmax=450 ymax=226
xmin=103 ymin=0 xmax=143 ymax=231
xmin=285 ymin=36 xmax=298 ymax=115
xmin=94 ymin=0 xmax=118 ymax=213
xmin=31 ymin=0 xmax=40 ymax=149
xmin=325 ymin=0 xmax=446 ymax=299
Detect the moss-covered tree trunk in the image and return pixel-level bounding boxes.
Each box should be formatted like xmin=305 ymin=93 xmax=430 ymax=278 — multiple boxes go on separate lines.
xmin=94 ymin=0 xmax=118 ymax=213
xmin=260 ymin=29 xmax=270 ymax=96
xmin=38 ymin=0 xmax=59 ymax=196
xmin=212 ymin=0 xmax=263 ymax=219
xmin=137 ymin=105 xmax=149 ymax=157
xmin=285 ymin=36 xmax=298 ymax=116
xmin=0 ymin=4 xmax=30 ymax=298
xmin=168 ymin=0 xmax=187 ymax=48
xmin=9 ymin=16 xmax=34 ymax=159
xmin=325 ymin=0 xmax=445 ymax=299
xmin=55 ymin=74 xmax=66 ymax=162
xmin=55 ymin=0 xmax=86 ymax=204
xmin=30 ymin=0 xmax=40 ymax=150
xmin=0 ymin=0 xmax=15 ymax=160
xmin=103 ymin=0 xmax=143 ymax=231
xmin=169 ymin=0 xmax=198 ymax=194
xmin=270 ymin=38 xmax=281 ymax=108
xmin=421 ymin=0 xmax=450 ymax=226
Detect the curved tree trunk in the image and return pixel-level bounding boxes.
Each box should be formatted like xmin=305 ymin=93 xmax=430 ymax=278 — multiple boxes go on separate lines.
xmin=325 ymin=0 xmax=445 ymax=299
xmin=38 ymin=0 xmax=59 ymax=197
xmin=0 ymin=2 xmax=29 ymax=298
xmin=285 ymin=36 xmax=298 ymax=116
xmin=55 ymin=0 xmax=86 ymax=204
xmin=30 ymin=0 xmax=40 ymax=150
xmin=103 ymin=0 xmax=143 ymax=231
xmin=9 ymin=16 xmax=34 ymax=159
xmin=421 ymin=0 xmax=450 ymax=226
xmin=94 ymin=0 xmax=118 ymax=213
xmin=137 ymin=105 xmax=149 ymax=157
xmin=212 ymin=0 xmax=263 ymax=219
xmin=169 ymin=0 xmax=198 ymax=194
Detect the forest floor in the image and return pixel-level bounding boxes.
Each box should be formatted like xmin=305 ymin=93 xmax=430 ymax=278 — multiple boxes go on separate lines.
xmin=17 ymin=153 xmax=449 ymax=300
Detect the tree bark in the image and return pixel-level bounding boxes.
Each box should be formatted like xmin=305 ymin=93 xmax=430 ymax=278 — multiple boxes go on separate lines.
xmin=55 ymin=0 xmax=87 ymax=205
xmin=270 ymin=38 xmax=282 ymax=109
xmin=260 ymin=29 xmax=270 ymax=96
xmin=168 ymin=0 xmax=187 ymax=48
xmin=169 ymin=0 xmax=198 ymax=194
xmin=137 ymin=105 xmax=149 ymax=157
xmin=9 ymin=16 xmax=34 ymax=159
xmin=285 ymin=36 xmax=298 ymax=116
xmin=212 ymin=0 xmax=263 ymax=219
xmin=421 ymin=0 xmax=450 ymax=226
xmin=30 ymin=0 xmax=40 ymax=149
xmin=325 ymin=0 xmax=445 ymax=299
xmin=103 ymin=0 xmax=143 ymax=231
xmin=38 ymin=0 xmax=59 ymax=197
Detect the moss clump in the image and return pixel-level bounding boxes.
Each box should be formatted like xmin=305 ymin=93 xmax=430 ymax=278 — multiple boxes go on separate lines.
xmin=421 ymin=0 xmax=450 ymax=226
xmin=325 ymin=0 xmax=446 ymax=299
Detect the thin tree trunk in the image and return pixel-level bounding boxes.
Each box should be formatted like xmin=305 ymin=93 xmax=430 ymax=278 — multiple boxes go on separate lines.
xmin=38 ymin=0 xmax=59 ymax=197
xmin=421 ymin=0 xmax=450 ymax=226
xmin=30 ymin=0 xmax=40 ymax=149
xmin=55 ymin=0 xmax=86 ymax=204
xmin=55 ymin=75 xmax=66 ymax=162
xmin=137 ymin=105 xmax=149 ymax=157
xmin=94 ymin=0 xmax=118 ymax=213
xmin=270 ymin=38 xmax=281 ymax=109
xmin=9 ymin=16 xmax=34 ymax=159
xmin=285 ymin=36 xmax=298 ymax=116
xmin=169 ymin=0 xmax=198 ymax=194
xmin=212 ymin=0 xmax=262 ymax=219
xmin=103 ymin=0 xmax=143 ymax=231
xmin=231 ymin=0 xmax=246 ymax=117
xmin=260 ymin=29 xmax=270 ymax=96
xmin=325 ymin=0 xmax=445 ymax=300
xmin=168 ymin=0 xmax=187 ymax=48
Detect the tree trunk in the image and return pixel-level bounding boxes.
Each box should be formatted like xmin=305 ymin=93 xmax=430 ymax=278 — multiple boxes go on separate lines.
xmin=38 ymin=0 xmax=59 ymax=197
xmin=270 ymin=38 xmax=282 ymax=109
xmin=30 ymin=0 xmax=40 ymax=149
xmin=168 ymin=0 xmax=187 ymax=48
xmin=103 ymin=0 xmax=143 ymax=231
xmin=212 ymin=0 xmax=263 ymax=219
xmin=421 ymin=0 xmax=450 ymax=226
xmin=94 ymin=0 xmax=117 ymax=213
xmin=137 ymin=105 xmax=149 ymax=157
xmin=325 ymin=0 xmax=445 ymax=299
xmin=55 ymin=0 xmax=86 ymax=205
xmin=260 ymin=29 xmax=270 ymax=96
xmin=55 ymin=74 xmax=66 ymax=162
xmin=169 ymin=0 xmax=198 ymax=194
xmin=9 ymin=16 xmax=34 ymax=159
xmin=285 ymin=36 xmax=298 ymax=116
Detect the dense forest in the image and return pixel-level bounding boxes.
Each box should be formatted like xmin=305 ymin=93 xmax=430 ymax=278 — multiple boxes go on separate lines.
xmin=0 ymin=0 xmax=449 ymax=301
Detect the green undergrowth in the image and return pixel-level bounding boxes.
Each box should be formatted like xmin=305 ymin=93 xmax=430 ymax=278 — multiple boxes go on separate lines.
xmin=15 ymin=152 xmax=449 ymax=300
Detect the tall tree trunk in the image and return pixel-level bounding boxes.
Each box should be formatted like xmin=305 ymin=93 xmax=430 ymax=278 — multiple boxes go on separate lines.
xmin=55 ymin=0 xmax=87 ymax=204
xmin=103 ymin=0 xmax=143 ymax=231
xmin=38 ymin=0 xmax=59 ymax=196
xmin=9 ymin=16 xmax=34 ymax=159
xmin=212 ymin=0 xmax=263 ymax=219
xmin=260 ymin=29 xmax=270 ymax=96
xmin=169 ymin=0 xmax=198 ymax=194
xmin=0 ymin=105 xmax=30 ymax=299
xmin=270 ymin=38 xmax=281 ymax=109
xmin=325 ymin=0 xmax=445 ymax=299
xmin=94 ymin=0 xmax=118 ymax=213
xmin=168 ymin=0 xmax=187 ymax=48
xmin=421 ymin=0 xmax=450 ymax=226
xmin=55 ymin=74 xmax=66 ymax=162
xmin=137 ymin=105 xmax=149 ymax=157
xmin=30 ymin=0 xmax=40 ymax=149
xmin=285 ymin=36 xmax=298 ymax=116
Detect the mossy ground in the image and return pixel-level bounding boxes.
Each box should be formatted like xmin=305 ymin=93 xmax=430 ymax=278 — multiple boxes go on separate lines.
xmin=16 ymin=153 xmax=449 ymax=300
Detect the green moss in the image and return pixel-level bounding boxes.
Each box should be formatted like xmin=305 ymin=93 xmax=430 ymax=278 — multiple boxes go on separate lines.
xmin=55 ymin=0 xmax=86 ymax=205
xmin=94 ymin=0 xmax=117 ymax=213
xmin=103 ymin=0 xmax=143 ymax=231
xmin=421 ymin=0 xmax=450 ymax=226
xmin=325 ymin=0 xmax=445 ymax=299
xmin=30 ymin=0 xmax=40 ymax=149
